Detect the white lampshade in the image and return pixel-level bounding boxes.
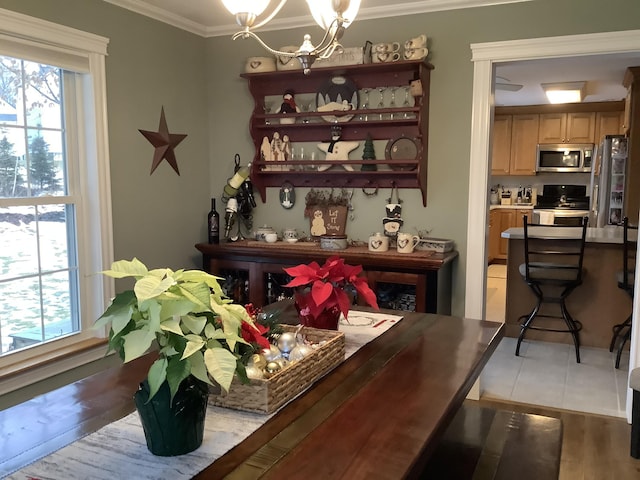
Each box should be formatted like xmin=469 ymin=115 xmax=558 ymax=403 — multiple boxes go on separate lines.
xmin=221 ymin=0 xmax=271 ymax=17
xmin=307 ymin=0 xmax=361 ymax=30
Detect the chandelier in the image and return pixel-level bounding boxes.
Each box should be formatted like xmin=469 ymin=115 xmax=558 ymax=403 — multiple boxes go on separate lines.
xmin=221 ymin=0 xmax=361 ymax=74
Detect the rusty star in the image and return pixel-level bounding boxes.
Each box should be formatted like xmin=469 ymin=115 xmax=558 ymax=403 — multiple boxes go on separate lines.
xmin=139 ymin=107 xmax=187 ymax=175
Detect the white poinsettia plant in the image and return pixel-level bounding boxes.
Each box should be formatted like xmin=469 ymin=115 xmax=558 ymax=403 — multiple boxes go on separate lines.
xmin=94 ymin=258 xmax=256 ymax=402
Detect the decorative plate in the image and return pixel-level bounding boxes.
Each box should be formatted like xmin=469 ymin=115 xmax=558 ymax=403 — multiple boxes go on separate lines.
xmin=385 ymin=135 xmax=419 ymax=171
xmin=315 ymin=76 xmax=359 ymax=123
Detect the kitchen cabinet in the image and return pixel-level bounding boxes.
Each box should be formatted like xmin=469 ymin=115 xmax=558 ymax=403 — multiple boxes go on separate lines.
xmin=241 ymin=60 xmax=433 ymax=206
xmin=195 ymin=241 xmax=457 ymax=314
xmin=489 ymin=208 xmax=531 ymax=261
xmin=491 ymin=114 xmax=538 ymax=176
xmin=594 ymin=110 xmax=624 ymax=143
xmin=538 ymin=112 xmax=595 ymax=144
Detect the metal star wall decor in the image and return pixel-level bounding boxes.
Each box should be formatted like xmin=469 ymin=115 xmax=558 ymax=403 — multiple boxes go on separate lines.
xmin=139 ymin=106 xmax=187 ymax=175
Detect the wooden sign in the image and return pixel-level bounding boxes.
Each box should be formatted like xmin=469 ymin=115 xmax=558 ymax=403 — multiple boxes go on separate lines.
xmin=308 ymin=205 xmax=348 ymax=237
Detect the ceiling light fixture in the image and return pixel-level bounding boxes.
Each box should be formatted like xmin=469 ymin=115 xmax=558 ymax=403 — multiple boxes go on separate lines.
xmin=221 ymin=0 xmax=360 ymax=74
xmin=542 ymin=81 xmax=586 ymax=104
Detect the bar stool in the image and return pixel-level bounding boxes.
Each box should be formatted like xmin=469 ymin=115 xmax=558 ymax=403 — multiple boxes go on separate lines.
xmin=609 ymin=216 xmax=637 ymax=369
xmin=515 ymin=215 xmax=588 ymax=363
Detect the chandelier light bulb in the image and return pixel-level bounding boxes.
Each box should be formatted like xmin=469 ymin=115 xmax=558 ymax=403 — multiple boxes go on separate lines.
xmin=221 ymin=0 xmax=270 ymax=17
xmin=307 ymin=0 xmax=361 ymax=30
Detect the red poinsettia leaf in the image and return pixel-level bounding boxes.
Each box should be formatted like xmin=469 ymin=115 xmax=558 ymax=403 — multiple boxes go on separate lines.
xmin=311 ymin=280 xmax=333 ymax=306
xmin=334 ymin=288 xmax=352 ymax=318
xmin=342 ymin=263 xmax=363 ymax=280
xmin=283 ymin=276 xmax=316 ymax=288
xmin=352 ymin=277 xmax=379 ymax=309
xmin=283 ymin=262 xmax=320 ymax=278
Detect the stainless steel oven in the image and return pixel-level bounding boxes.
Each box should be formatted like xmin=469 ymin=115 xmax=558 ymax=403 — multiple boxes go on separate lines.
xmin=533 ymin=184 xmax=590 ymax=225
xmin=532 ymin=208 xmax=590 ymax=226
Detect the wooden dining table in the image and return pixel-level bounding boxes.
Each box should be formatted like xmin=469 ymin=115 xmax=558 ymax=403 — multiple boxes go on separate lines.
xmin=0 ymin=311 xmax=503 ymax=479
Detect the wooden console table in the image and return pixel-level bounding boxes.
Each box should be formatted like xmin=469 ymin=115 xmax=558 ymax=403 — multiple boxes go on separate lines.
xmin=195 ymin=241 xmax=457 ymax=314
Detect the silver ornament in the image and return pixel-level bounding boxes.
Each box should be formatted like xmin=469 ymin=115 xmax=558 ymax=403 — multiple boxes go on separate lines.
xmin=277 ymin=332 xmax=297 ymax=354
xmin=262 ymin=344 xmax=282 ymax=362
xmin=288 ymin=343 xmax=314 ymax=362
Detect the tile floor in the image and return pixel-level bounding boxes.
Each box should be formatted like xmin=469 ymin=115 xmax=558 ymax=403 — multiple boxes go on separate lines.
xmin=482 ymin=264 xmax=630 ymax=418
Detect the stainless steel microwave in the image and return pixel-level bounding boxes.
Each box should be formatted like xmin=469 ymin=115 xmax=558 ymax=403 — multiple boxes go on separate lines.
xmin=536 ymin=143 xmax=594 ymax=173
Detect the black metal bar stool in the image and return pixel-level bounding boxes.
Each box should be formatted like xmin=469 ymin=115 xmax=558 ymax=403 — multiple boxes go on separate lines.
xmin=516 ymin=215 xmax=588 ymax=363
xmin=609 ymin=216 xmax=637 ymax=369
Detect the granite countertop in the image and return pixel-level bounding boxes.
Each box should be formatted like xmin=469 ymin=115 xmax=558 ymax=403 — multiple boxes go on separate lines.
xmin=490 ymin=204 xmax=534 ymax=210
xmin=501 ymin=226 xmax=633 ymax=244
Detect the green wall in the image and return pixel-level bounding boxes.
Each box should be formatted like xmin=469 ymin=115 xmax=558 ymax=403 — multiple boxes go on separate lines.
xmin=205 ymin=0 xmax=640 ymax=319
xmin=1 ymin=0 xmax=640 ymax=405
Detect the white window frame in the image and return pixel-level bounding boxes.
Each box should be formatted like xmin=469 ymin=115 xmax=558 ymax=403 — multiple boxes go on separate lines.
xmin=0 ymin=8 xmax=113 ymax=394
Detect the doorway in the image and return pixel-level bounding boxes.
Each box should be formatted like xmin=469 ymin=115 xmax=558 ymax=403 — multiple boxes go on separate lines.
xmin=465 ymin=29 xmax=640 ymax=421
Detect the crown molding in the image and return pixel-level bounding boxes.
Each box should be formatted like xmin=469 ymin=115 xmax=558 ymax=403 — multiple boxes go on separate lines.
xmin=104 ymin=0 xmax=534 ymax=38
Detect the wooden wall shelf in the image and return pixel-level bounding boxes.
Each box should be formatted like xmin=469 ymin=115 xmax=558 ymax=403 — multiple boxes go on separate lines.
xmin=241 ymin=60 xmax=433 ymax=206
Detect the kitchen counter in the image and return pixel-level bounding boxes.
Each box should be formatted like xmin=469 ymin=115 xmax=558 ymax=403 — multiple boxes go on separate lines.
xmin=490 ymin=204 xmax=533 ymax=210
xmin=502 ymin=225 xmax=635 ymax=244
xmin=501 ymin=227 xmax=631 ymax=348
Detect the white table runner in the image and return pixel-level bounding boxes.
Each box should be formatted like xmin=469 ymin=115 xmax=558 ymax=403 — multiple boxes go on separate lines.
xmin=6 ymin=312 xmax=402 ymax=480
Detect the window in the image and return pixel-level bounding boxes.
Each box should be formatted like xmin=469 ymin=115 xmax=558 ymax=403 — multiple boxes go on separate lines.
xmin=0 ymin=8 xmax=112 ymax=390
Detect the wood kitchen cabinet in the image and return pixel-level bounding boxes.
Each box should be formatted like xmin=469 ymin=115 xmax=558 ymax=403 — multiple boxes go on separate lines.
xmin=595 ymin=110 xmax=624 ymax=143
xmin=195 ymin=241 xmax=457 ymax=314
xmin=489 ymin=208 xmax=531 ymax=261
xmin=538 ymin=112 xmax=595 ymax=143
xmin=491 ymin=114 xmax=538 ymax=176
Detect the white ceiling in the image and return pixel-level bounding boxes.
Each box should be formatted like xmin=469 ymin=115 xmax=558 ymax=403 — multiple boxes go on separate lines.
xmin=103 ymin=0 xmax=640 ymax=106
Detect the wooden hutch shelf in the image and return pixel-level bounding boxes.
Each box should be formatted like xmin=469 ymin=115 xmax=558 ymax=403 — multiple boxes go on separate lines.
xmin=241 ymin=59 xmax=433 ymax=206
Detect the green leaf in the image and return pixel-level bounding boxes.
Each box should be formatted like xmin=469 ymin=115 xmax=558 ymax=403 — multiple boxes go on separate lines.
xmin=135 ymin=275 xmax=175 ymax=301
xmin=182 ymin=337 xmax=205 ymax=360
xmin=182 ymin=314 xmax=207 ymax=335
xmin=146 ymin=358 xmax=168 ymax=402
xmin=93 ymin=290 xmax=136 ymax=335
xmin=189 ymin=351 xmax=213 ymax=386
xmin=204 ymin=347 xmax=238 ymax=393
xmin=166 ymin=357 xmax=191 ymax=403
xmin=102 ymin=258 xmax=148 ymax=279
xmin=160 ymin=299 xmax=196 ymax=321
xmin=122 ymin=329 xmax=154 ymax=363
xmin=160 ymin=316 xmax=183 ymax=336
xmin=177 ymin=282 xmax=212 ymax=311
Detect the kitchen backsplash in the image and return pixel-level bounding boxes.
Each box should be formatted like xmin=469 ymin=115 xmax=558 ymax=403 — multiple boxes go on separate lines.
xmin=492 ymin=172 xmax=592 ymax=205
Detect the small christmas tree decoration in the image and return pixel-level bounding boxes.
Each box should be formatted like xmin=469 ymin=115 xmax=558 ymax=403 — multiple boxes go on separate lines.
xmin=361 ymin=133 xmax=377 ymax=171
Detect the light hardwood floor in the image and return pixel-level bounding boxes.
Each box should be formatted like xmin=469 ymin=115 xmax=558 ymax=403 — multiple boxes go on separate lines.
xmin=477 ymin=398 xmax=640 ymax=480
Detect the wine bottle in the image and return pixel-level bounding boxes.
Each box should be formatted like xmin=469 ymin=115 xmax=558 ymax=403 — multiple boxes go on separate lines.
xmin=223 ymin=164 xmax=251 ymax=199
xmin=208 ymin=198 xmax=220 ymax=244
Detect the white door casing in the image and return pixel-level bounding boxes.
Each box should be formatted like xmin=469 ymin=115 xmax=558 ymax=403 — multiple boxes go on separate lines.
xmin=467 ymin=30 xmax=640 ymax=422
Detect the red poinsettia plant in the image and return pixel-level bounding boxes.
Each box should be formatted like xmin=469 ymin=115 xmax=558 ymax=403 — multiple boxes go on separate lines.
xmin=283 ymin=256 xmax=379 ymax=320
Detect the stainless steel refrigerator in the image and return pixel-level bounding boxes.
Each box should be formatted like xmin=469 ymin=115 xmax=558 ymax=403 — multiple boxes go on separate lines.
xmin=590 ymin=135 xmax=628 ymax=228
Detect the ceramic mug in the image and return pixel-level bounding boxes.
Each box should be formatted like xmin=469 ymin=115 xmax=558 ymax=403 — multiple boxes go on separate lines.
xmin=276 ymin=46 xmax=300 ymax=71
xmin=244 ymin=56 xmax=276 ymax=73
xmin=372 ymin=51 xmax=401 ymax=63
xmin=404 ymin=47 xmax=429 ymax=61
xmin=283 ymin=228 xmax=299 ymax=243
xmin=368 ymin=233 xmax=389 ymax=252
xmin=396 ymin=232 xmax=420 ymax=254
xmin=404 ymin=34 xmax=427 ymax=50
xmin=403 ymin=47 xmax=429 ymax=61
xmin=374 ymin=42 xmax=401 ymax=54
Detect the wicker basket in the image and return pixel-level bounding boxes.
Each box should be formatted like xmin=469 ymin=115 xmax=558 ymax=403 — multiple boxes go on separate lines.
xmin=211 ymin=325 xmax=345 ymax=414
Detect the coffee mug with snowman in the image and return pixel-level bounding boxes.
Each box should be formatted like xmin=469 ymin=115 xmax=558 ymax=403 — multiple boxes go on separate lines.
xmin=396 ymin=232 xmax=420 ymax=254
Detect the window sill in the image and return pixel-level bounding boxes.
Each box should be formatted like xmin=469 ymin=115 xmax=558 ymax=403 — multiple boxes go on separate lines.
xmin=0 ymin=338 xmax=113 ymax=397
